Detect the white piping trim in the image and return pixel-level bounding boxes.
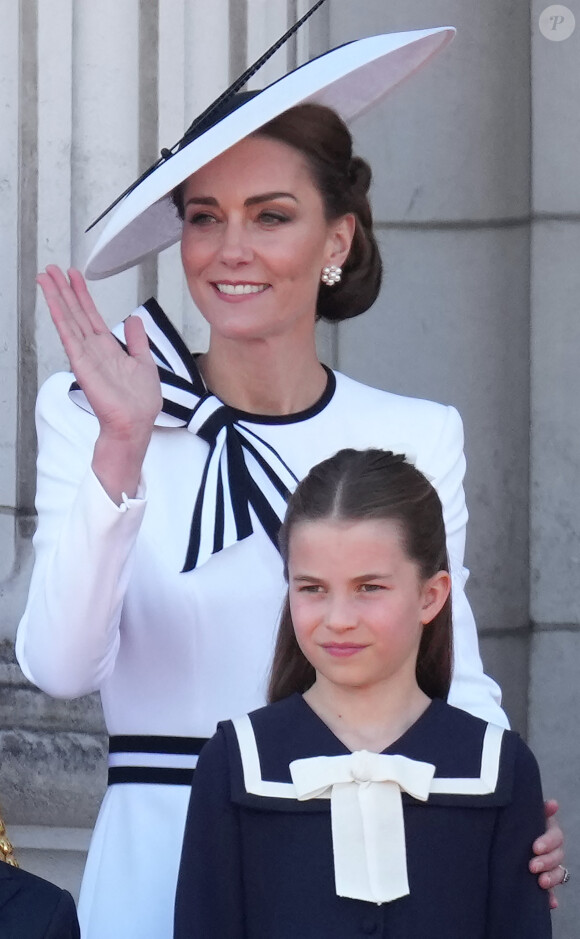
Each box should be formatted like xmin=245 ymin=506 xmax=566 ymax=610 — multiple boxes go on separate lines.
xmin=429 ymin=723 xmax=504 ymax=794
xmin=231 ymin=715 xmax=505 ymax=801
xmin=233 ymin=715 xmax=310 ymax=798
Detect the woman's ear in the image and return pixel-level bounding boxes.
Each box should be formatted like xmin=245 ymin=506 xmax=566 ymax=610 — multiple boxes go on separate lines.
xmin=420 ymin=571 xmax=451 ymax=625
xmin=325 ymin=213 xmax=356 ymax=268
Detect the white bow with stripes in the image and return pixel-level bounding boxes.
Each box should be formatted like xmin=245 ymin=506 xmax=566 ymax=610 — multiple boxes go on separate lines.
xmin=69 ymin=298 xmax=298 ymax=570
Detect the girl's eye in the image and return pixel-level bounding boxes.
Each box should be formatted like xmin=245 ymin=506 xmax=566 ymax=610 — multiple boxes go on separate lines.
xmin=297 ymin=584 xmax=323 ymax=594
xmin=358 ymin=583 xmax=385 ymax=593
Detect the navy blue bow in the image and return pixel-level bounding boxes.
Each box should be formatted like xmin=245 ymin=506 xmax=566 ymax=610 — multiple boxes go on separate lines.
xmin=69 ymin=298 xmax=298 ymax=570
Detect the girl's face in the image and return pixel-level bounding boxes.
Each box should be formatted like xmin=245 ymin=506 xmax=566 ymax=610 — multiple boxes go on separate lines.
xmin=180 ymin=135 xmax=354 ymax=344
xmin=288 ymin=518 xmax=450 ymax=695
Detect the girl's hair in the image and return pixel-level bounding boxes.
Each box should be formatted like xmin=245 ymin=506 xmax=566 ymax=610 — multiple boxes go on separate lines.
xmin=172 ymin=103 xmax=382 ymax=323
xmin=268 ymin=449 xmax=452 ymax=704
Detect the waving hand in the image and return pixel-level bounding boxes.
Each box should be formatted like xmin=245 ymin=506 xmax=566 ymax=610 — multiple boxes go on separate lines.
xmin=37 ymin=265 xmax=162 ymax=501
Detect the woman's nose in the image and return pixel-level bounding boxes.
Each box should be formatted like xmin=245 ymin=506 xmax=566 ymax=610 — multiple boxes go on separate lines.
xmin=218 ymin=221 xmax=253 ymax=265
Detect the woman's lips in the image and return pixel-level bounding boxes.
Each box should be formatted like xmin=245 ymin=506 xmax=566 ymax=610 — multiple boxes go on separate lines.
xmin=213 ymin=282 xmax=270 ymax=296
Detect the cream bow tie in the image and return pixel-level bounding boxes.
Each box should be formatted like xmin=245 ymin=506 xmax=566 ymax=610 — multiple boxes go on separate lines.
xmin=290 ymin=750 xmax=435 ymax=904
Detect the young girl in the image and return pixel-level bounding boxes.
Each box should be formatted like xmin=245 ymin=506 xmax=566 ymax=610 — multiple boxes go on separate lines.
xmin=175 ymin=448 xmax=551 ymax=938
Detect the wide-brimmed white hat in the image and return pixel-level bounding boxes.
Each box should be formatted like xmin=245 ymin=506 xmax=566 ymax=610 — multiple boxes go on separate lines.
xmin=85 ymin=24 xmax=454 ymax=280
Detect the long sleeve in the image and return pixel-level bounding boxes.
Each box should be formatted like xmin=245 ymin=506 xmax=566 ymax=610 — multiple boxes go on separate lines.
xmin=422 ymin=405 xmax=507 ymax=726
xmin=174 ymin=729 xmax=246 ymax=939
xmin=15 ymin=372 xmax=147 ymax=697
xmin=486 ymin=740 xmax=552 ymax=938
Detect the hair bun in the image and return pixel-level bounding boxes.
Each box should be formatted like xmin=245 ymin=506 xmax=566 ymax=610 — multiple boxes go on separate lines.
xmin=348 ymin=156 xmax=371 ymax=195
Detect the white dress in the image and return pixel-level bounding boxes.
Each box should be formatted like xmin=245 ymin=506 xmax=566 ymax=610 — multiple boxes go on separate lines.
xmin=16 ymin=306 xmax=505 ymax=939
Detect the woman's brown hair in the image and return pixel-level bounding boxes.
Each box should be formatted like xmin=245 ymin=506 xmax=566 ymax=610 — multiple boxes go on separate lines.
xmin=268 ymin=449 xmax=452 ymax=703
xmin=255 ymin=104 xmax=382 ymax=322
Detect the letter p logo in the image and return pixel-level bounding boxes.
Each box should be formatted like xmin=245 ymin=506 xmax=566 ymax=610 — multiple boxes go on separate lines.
xmin=539 ymin=5 xmax=576 ymax=40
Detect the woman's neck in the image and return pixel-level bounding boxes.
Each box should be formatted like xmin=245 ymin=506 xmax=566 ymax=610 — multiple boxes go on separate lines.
xmin=198 ymin=332 xmax=327 ymax=415
xmin=303 ymin=676 xmax=431 ymax=754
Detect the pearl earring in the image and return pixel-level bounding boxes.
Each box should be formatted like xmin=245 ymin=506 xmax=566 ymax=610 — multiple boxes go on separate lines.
xmin=321 ymin=264 xmax=342 ymax=286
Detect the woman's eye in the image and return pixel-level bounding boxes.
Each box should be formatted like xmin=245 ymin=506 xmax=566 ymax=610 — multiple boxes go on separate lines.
xmin=358 ymin=583 xmax=384 ymax=593
xmin=187 ymin=212 xmax=218 ymax=226
xmin=258 ymin=211 xmax=290 ymax=226
xmin=297 ymin=584 xmax=323 ymax=594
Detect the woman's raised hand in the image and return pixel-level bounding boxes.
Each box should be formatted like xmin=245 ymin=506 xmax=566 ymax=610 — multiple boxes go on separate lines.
xmin=37 ymin=265 xmax=162 ymax=502
xmin=37 ymin=266 xmax=162 ymax=434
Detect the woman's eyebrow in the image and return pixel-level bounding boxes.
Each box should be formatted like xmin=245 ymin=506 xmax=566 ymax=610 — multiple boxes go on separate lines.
xmin=245 ymin=191 xmax=298 ymax=206
xmin=184 ymin=196 xmax=219 ymax=207
xmin=184 ymin=192 xmax=298 ymax=208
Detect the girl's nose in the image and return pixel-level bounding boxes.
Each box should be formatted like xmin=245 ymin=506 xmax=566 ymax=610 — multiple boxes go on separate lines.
xmin=324 ymin=595 xmax=358 ymax=632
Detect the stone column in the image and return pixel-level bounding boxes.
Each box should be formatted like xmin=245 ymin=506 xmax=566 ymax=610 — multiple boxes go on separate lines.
xmin=529 ymin=4 xmax=580 ymax=937
xmin=331 ymin=0 xmax=533 ymax=728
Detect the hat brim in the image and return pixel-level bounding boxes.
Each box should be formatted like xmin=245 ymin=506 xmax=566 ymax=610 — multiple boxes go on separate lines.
xmin=85 ymin=27 xmax=454 ymax=280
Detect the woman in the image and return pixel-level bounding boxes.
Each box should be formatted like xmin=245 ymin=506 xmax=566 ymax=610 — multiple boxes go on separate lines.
xmin=15 ymin=24 xmax=564 ymax=939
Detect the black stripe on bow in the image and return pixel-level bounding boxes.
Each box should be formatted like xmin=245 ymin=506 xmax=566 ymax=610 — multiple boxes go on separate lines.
xmin=214 ymin=468 xmax=225 ymax=555
xmin=226 ymin=427 xmax=255 ymax=542
xmin=240 ymin=429 xmax=298 ymax=501
xmin=141 ymin=298 xmax=206 ymax=391
xmin=181 ymin=397 xmax=299 ymax=570
xmin=182 ymin=421 xmax=257 ymax=572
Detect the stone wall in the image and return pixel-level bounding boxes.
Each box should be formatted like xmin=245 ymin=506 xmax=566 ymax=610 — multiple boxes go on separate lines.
xmin=528 ymin=3 xmax=580 ymax=936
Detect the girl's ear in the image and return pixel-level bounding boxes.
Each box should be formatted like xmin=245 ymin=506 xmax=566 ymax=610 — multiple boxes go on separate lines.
xmin=420 ymin=571 xmax=451 ymax=626
xmin=325 ymin=213 xmax=356 ymax=268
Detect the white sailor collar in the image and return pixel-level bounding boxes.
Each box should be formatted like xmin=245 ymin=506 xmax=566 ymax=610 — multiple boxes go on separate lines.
xmin=221 ymin=695 xmax=517 ymax=814
xmin=218 ymin=695 xmax=518 ymax=905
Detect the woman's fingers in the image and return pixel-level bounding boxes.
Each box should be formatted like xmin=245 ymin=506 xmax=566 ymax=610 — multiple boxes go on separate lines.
xmin=532 ymin=800 xmax=564 ymax=860
xmin=39 ymin=266 xmax=88 ymax=339
xmin=124 ymin=313 xmax=153 ymax=359
xmin=39 ymin=266 xmax=120 ymax=358
xmin=67 ymin=267 xmax=109 ymax=334
xmin=530 ymin=799 xmax=565 ymax=907
xmin=37 ymin=269 xmax=87 ymax=351
xmin=43 ymin=264 xmax=85 ymax=311
xmin=38 ymin=265 xmax=161 ymax=436
xmin=543 ymin=798 xmax=559 ymax=821
xmin=40 ymin=265 xmax=105 ymax=339
xmin=532 ymin=847 xmax=565 ymax=878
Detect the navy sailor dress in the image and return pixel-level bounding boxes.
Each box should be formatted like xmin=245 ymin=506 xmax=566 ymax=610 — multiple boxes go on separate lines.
xmin=175 ymin=695 xmax=551 ymax=939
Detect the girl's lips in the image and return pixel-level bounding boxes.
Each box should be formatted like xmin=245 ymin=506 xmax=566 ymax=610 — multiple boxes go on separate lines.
xmin=321 ymin=643 xmax=367 ymax=658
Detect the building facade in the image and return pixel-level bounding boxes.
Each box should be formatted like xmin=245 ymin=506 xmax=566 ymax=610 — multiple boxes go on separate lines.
xmin=0 ymin=1 xmax=578 ymax=934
